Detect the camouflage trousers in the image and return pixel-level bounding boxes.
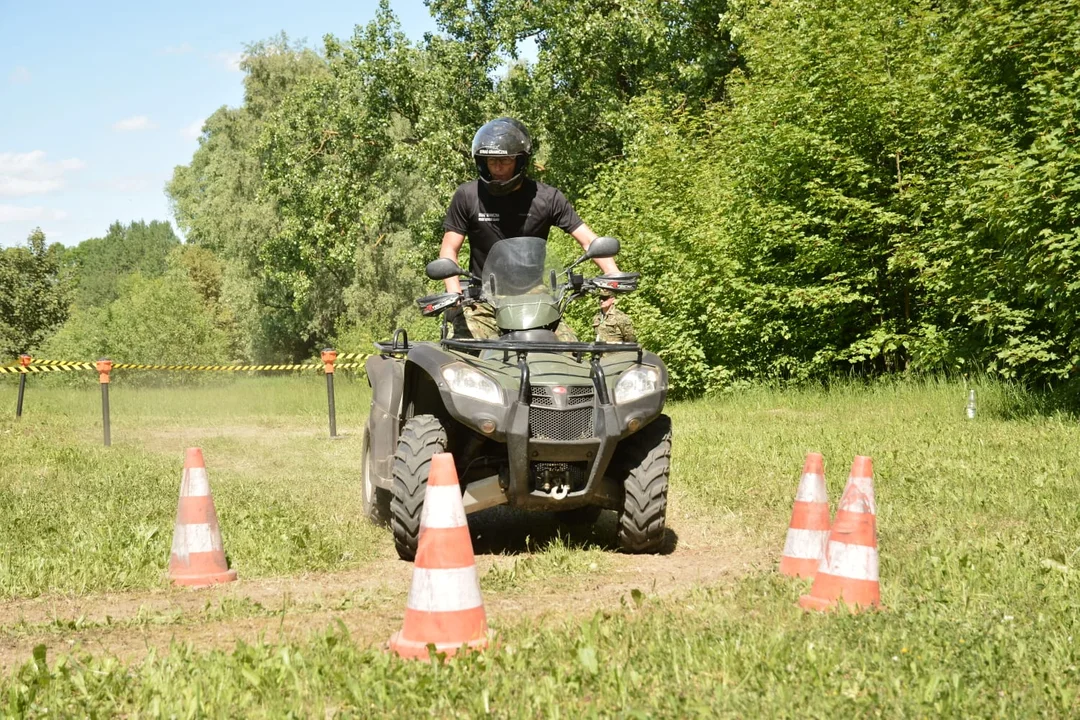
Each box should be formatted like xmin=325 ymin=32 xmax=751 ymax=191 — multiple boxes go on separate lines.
xmin=592 ymin=305 xmax=637 ymax=343
xmin=449 ymin=303 xmax=578 ymax=342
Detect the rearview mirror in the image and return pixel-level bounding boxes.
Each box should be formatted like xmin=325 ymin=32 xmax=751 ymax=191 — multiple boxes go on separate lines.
xmin=426 ymin=258 xmax=464 ymax=281
xmin=586 ymin=236 xmax=620 ymax=260
xmin=568 ymin=236 xmax=621 ymax=270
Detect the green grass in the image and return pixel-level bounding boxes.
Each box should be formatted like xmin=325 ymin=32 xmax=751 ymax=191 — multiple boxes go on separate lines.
xmin=3 ymin=376 xmax=1080 ymax=716
xmin=480 ymin=535 xmax=610 ymax=593
xmin=0 ymin=374 xmax=382 ymax=597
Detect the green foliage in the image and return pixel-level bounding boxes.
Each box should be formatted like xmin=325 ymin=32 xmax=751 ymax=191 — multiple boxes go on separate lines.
xmin=66 ymin=220 xmax=180 ymax=308
xmin=167 ymin=33 xmax=328 ymax=362
xmin=0 ymin=228 xmax=71 ymax=358
xmin=158 ymin=0 xmax=1080 ymax=393
xmin=43 ymin=271 xmax=228 ymax=376
xmin=910 ymin=0 xmax=1080 ymax=383
xmin=166 ymin=245 xmax=248 ymax=362
xmin=580 ymin=0 xmax=1080 ymax=395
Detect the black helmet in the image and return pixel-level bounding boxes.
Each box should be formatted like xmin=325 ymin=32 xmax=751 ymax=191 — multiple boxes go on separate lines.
xmin=472 ymin=117 xmax=532 ymax=196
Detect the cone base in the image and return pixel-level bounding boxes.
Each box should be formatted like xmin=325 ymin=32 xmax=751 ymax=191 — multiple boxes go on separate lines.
xmin=171 ymin=568 xmax=238 ymax=588
xmin=780 ymin=556 xmax=821 ymax=579
xmin=798 ymin=592 xmax=879 ymax=613
xmin=388 ymin=630 xmax=490 ymax=660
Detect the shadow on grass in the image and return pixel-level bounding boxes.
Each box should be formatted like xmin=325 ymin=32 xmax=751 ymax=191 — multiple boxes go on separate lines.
xmin=467 ymin=505 xmax=678 ymax=556
xmin=983 ymin=379 xmax=1080 ymax=421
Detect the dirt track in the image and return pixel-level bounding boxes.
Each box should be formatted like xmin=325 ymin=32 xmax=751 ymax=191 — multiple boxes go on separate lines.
xmin=0 ymin=507 xmax=769 ymax=670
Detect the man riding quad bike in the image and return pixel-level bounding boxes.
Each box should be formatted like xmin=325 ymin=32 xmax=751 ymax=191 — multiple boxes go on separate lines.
xmin=362 ymin=235 xmax=672 ymax=560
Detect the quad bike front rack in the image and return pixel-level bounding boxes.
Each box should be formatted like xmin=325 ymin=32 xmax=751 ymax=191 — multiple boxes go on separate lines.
xmin=439 ymin=338 xmax=643 ymax=408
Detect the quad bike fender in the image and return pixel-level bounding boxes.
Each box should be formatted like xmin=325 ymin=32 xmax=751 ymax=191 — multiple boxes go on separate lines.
xmin=401 ymin=343 xmax=512 ymax=434
xmin=365 ymin=354 xmax=405 ymax=486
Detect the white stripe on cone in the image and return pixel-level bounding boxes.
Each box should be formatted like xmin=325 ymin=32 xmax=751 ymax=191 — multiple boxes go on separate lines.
xmin=420 ymin=485 xmax=468 ymax=529
xmin=794 ymin=473 xmax=827 ymax=502
xmin=170 ymin=523 xmax=221 ymax=559
xmin=841 ymin=476 xmax=876 ymax=514
xmin=782 ymin=528 xmax=830 ymax=560
xmin=406 ymin=567 xmax=484 ymax=612
xmin=182 ymin=467 xmax=210 ymax=497
xmin=818 ymin=541 xmax=879 ymax=581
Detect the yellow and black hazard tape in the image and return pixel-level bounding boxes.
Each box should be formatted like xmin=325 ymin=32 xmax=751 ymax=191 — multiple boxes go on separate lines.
xmin=0 ymin=362 xmax=96 ymax=374
xmin=111 ymin=362 xmax=326 ymax=371
xmin=4 ymin=354 xmax=372 ymax=375
xmin=21 ymin=360 xmax=90 ymax=368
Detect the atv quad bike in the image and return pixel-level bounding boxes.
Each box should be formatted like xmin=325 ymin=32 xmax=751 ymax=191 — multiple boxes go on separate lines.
xmin=362 ymin=235 xmax=671 ymax=561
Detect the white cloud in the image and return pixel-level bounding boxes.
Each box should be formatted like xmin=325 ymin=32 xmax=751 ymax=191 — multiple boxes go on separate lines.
xmin=181 ymin=118 xmax=206 ymax=141
xmin=8 ymin=66 xmax=31 ymax=84
xmin=211 ymin=51 xmax=244 ymax=72
xmin=0 ymin=205 xmax=68 ymax=223
xmin=0 ymin=151 xmax=85 ymax=197
xmin=160 ymin=43 xmax=194 ymax=56
xmin=112 ymin=115 xmax=157 ymax=132
xmin=0 ymin=177 xmax=62 ymax=195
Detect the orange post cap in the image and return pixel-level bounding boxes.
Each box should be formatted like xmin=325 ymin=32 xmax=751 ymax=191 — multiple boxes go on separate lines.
xmin=96 ymin=358 xmax=113 ymax=384
xmin=18 ymin=354 xmax=32 ymax=367
xmin=321 ymin=348 xmax=337 ymax=374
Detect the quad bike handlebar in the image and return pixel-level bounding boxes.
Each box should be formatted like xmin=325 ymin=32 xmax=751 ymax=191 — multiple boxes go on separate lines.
xmin=418 ymin=271 xmax=638 ymax=319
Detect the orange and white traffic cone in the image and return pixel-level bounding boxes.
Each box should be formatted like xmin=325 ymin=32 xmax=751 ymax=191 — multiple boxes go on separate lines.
xmin=389 ymin=452 xmax=490 ymax=659
xmin=779 ymin=452 xmax=831 ymax=578
xmin=168 ymin=448 xmax=237 ymax=587
xmin=799 ymin=456 xmax=879 ymax=612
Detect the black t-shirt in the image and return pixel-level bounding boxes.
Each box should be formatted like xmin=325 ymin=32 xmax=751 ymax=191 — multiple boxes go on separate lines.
xmin=442 ymin=178 xmax=583 ymax=276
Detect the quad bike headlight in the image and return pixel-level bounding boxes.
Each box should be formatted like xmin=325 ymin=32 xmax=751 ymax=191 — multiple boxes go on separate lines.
xmin=441 ymin=363 xmax=503 ymax=404
xmin=614 ymin=365 xmax=660 ymax=404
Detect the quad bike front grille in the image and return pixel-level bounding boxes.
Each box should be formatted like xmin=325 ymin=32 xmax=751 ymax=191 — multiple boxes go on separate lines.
xmin=528 ymin=385 xmax=596 ymax=440
xmin=529 ymin=406 xmax=594 ymax=440
xmin=529 ymin=385 xmax=595 ymax=408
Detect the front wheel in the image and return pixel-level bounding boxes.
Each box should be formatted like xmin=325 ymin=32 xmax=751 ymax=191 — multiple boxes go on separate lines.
xmin=617 ymin=414 xmax=672 ymax=553
xmin=361 ymin=430 xmax=391 ymax=526
xmin=390 ymin=414 xmax=447 ymax=561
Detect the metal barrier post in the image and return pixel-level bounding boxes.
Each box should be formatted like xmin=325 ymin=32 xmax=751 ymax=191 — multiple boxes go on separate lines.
xmin=15 ymin=354 xmax=31 ymax=419
xmin=96 ymin=358 xmax=112 ymax=446
xmin=321 ymin=348 xmax=338 ymax=438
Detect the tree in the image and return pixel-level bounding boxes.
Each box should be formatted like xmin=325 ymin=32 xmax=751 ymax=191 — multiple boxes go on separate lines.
xmin=0 ymin=228 xmax=72 ymax=358
xmin=428 ymin=0 xmax=742 ymax=198
xmin=255 ymin=3 xmax=499 ymax=350
xmin=67 ymin=220 xmax=181 ymax=308
xmin=166 ymin=34 xmax=328 ymax=361
xmin=908 ymin=0 xmax=1080 ymax=383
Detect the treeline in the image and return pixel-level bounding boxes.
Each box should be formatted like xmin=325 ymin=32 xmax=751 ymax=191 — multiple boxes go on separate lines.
xmin=5 ymin=0 xmax=1078 ymax=397
xmin=0 ymin=221 xmax=234 ymax=367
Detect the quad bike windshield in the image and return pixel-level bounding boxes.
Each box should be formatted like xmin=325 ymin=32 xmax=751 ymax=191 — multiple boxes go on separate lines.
xmin=481 ymin=236 xmax=562 ymax=330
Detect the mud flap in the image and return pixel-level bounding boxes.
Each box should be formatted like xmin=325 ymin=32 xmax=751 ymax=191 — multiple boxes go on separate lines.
xmin=365 ymin=354 xmax=405 ymax=487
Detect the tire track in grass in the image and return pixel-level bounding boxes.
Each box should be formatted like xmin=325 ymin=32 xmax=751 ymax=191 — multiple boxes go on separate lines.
xmin=0 ymin=512 xmax=768 ymax=670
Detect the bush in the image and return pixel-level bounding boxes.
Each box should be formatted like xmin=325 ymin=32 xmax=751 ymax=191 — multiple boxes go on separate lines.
xmin=42 ymin=271 xmax=228 ymax=384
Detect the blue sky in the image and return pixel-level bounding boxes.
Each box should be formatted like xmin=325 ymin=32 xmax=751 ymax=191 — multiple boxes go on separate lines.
xmin=0 ymin=1 xmax=442 ymax=248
